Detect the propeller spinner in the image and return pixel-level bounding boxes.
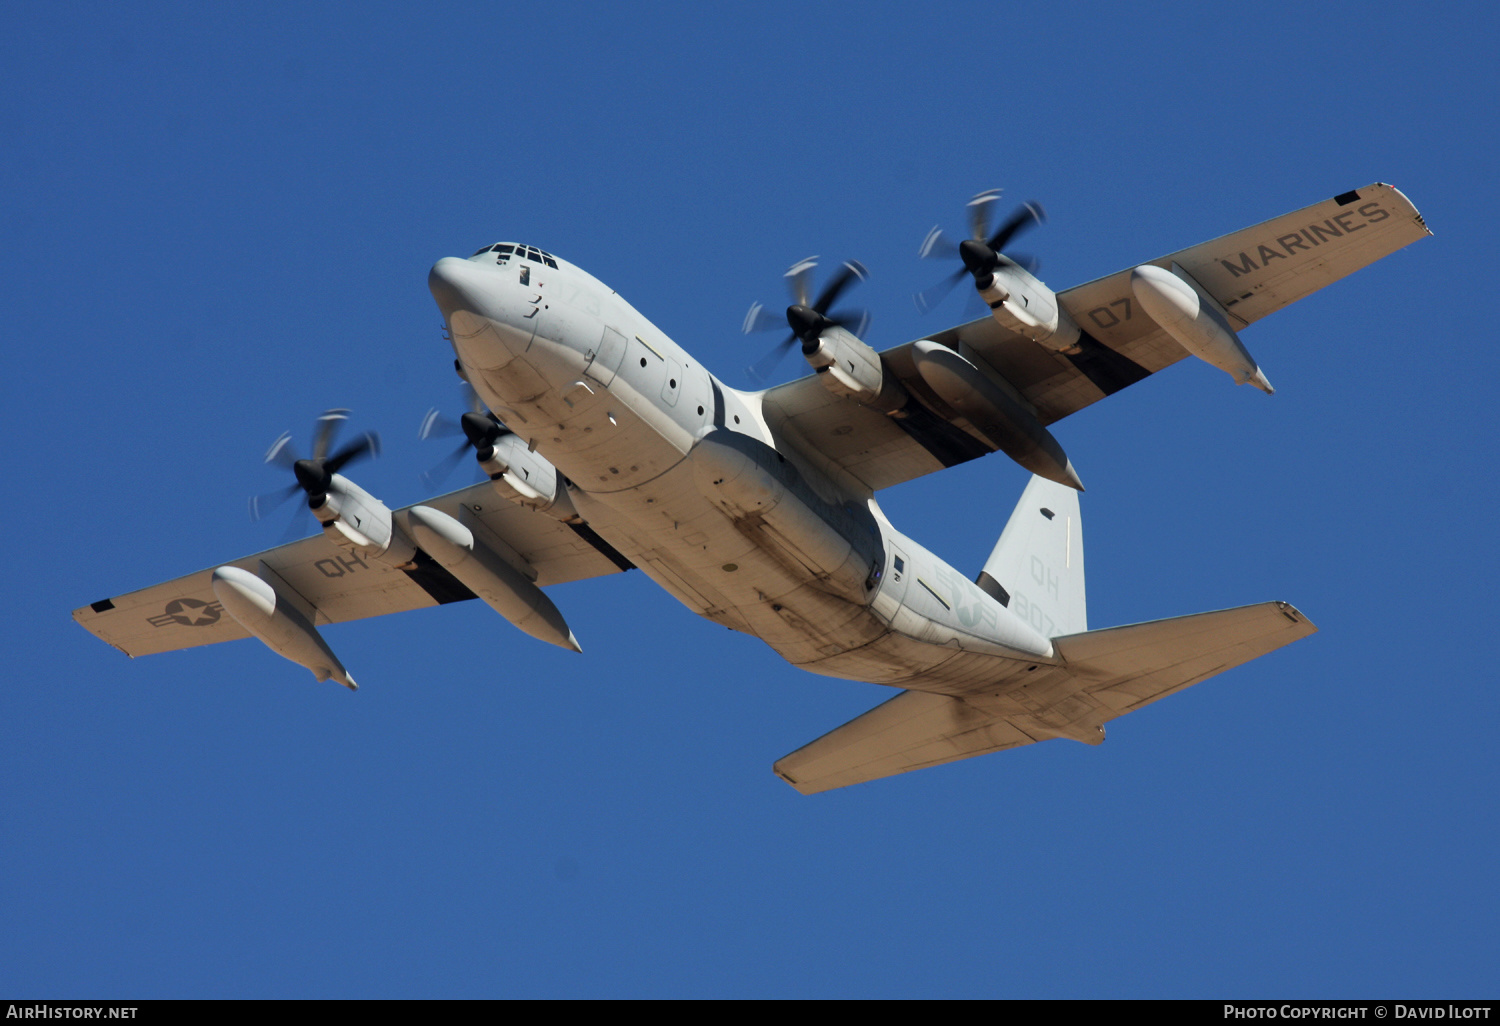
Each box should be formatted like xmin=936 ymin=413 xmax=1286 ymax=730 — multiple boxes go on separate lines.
xmin=915 ymin=190 xmax=1045 ymax=314
xmin=743 ymin=257 xmax=871 ymax=384
xmin=250 ymin=409 xmax=381 ymax=521
xmin=417 ymin=384 xmax=511 ymax=489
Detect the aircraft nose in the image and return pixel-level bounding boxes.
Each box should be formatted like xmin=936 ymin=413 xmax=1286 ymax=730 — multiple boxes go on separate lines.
xmin=429 ymin=256 xmax=499 ymax=339
xmin=428 ymin=257 xmax=480 ymax=316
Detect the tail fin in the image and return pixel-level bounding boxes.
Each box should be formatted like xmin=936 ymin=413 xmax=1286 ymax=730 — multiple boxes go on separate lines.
xmin=978 ymin=475 xmax=1085 ymax=638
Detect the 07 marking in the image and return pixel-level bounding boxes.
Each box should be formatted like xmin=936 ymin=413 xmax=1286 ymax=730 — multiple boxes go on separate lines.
xmin=1087 ymin=298 xmax=1132 ymax=330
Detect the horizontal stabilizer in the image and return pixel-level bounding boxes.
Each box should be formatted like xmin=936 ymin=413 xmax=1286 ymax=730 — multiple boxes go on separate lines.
xmin=1053 ymin=600 xmax=1316 ymax=715
xmin=774 ymin=601 xmax=1316 ymax=794
xmin=774 ymin=689 xmax=1042 ymax=796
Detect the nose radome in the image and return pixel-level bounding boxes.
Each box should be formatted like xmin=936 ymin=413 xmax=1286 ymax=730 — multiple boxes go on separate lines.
xmin=428 ymin=256 xmax=479 ymax=316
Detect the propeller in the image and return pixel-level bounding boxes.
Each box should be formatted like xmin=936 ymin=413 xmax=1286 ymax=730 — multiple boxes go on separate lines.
xmin=915 ymin=190 xmax=1045 ymax=314
xmin=417 ymin=383 xmax=510 ymax=489
xmin=249 ymin=409 xmax=381 ymax=522
xmin=743 ymin=257 xmax=871 ymax=384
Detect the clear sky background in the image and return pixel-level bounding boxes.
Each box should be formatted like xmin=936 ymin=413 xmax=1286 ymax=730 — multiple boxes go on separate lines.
xmin=3 ymin=0 xmax=1495 ymax=999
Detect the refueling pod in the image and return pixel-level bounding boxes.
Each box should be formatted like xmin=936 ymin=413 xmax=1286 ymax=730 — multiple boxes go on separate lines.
xmin=406 ymin=505 xmax=581 ymax=652
xmin=911 ymin=340 xmax=1083 ymax=491
xmin=1130 ymin=262 xmax=1273 ymax=394
xmin=210 ymin=565 xmax=358 ymax=690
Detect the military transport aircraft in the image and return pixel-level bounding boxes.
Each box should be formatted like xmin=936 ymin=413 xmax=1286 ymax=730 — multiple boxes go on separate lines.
xmin=73 ymin=185 xmax=1429 ymax=793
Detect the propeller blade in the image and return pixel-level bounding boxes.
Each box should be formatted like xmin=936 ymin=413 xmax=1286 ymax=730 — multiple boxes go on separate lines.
xmin=461 ymin=381 xmax=485 ymax=416
xmin=311 ymin=408 xmax=350 ymax=461
xmin=783 ymin=257 xmax=818 ymax=309
xmin=249 ymin=482 xmax=301 ymax=522
xmin=419 ymin=407 xmax=463 ymax=441
xmin=746 ymin=334 xmax=797 ymax=385
xmin=420 ymin=442 xmax=473 ymax=491
xmin=263 ymin=431 xmax=300 ymax=470
xmin=278 ymin=505 xmax=314 ymax=543
xmin=918 ymin=226 xmax=960 ymax=261
xmin=812 ymin=260 xmax=867 ymax=315
xmin=967 ymin=188 xmax=1003 ymax=242
xmin=827 ymin=307 xmax=872 ymax=340
xmin=741 ymin=301 xmax=785 ymax=335
xmin=988 ymin=201 xmax=1045 ymax=253
xmin=323 ymin=431 xmax=380 ymax=476
xmin=914 ymin=266 xmax=968 ymax=315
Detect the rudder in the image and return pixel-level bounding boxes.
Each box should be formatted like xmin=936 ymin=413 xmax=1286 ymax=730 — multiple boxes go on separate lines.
xmin=977 ymin=475 xmax=1085 ymax=637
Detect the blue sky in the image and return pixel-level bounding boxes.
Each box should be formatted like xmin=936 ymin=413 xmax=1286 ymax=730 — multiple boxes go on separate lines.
xmin=3 ymin=0 xmax=1495 ymax=998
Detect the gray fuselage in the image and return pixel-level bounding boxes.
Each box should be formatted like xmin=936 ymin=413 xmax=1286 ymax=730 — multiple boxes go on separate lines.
xmin=428 ymin=245 xmax=1057 ymax=697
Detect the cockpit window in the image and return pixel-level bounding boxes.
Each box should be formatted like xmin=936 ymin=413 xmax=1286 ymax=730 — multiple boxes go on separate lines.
xmin=471 ymin=242 xmax=558 ymax=269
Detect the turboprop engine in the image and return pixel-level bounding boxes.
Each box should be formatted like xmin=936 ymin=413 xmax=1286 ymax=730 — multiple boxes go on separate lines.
xmin=970 ymin=255 xmax=1083 ymax=355
xmin=792 ymin=316 xmax=908 ymax=414
xmin=917 ymin=193 xmax=1083 ymax=355
xmin=1130 ymin=262 xmax=1274 ymax=393
xmin=420 ymin=399 xmax=579 ymax=521
xmin=311 ymin=473 xmax=416 ymax=567
xmin=227 ymin=410 xmax=419 ymax=689
xmin=474 ymin=430 xmax=578 ymax=520
xmin=258 ymin=409 xmax=416 ymax=569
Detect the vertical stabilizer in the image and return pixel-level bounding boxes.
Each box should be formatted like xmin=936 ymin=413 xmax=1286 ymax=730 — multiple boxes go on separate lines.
xmin=978 ymin=476 xmax=1085 ymax=637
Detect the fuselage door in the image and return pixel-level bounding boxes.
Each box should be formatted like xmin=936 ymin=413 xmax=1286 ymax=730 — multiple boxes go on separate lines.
xmin=585 ymin=325 xmax=628 ymax=388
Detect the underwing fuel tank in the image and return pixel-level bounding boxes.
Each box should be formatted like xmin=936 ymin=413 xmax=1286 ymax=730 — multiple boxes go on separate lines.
xmin=406 ymin=505 xmax=581 ymax=652
xmin=210 ymin=565 xmax=358 ymax=690
xmin=910 ymin=340 xmax=1084 ymax=492
xmin=691 ymin=431 xmax=881 ymax=602
xmin=1130 ymin=263 xmax=1274 ymax=394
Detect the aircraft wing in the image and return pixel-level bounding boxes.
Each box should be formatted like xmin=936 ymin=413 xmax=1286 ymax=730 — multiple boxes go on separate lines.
xmin=73 ymin=480 xmax=632 ymax=658
xmin=774 ymin=601 xmax=1316 ymax=794
xmin=763 ymin=184 xmax=1429 ymax=493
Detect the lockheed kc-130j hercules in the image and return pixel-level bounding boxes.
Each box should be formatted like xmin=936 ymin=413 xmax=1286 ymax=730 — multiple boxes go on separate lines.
xmin=74 ymin=185 xmax=1429 ymax=793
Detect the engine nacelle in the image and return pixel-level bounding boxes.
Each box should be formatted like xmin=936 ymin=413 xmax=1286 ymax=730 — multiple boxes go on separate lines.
xmin=476 ymin=432 xmax=580 ymax=520
xmin=313 ymin=473 xmax=417 ymax=568
xmin=978 ymin=261 xmax=1082 ymax=354
xmin=803 ymin=326 xmax=907 ymax=414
